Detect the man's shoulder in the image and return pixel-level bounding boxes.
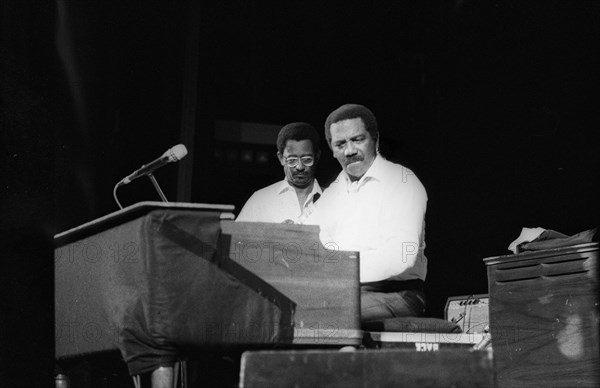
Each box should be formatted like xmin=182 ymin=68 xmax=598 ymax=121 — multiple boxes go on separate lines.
xmin=319 ymin=172 xmax=345 ymax=191
xmin=236 ymin=180 xmax=288 ymax=221
xmin=251 ymin=180 xmax=287 ymax=196
xmin=379 ymin=158 xmax=427 ymax=193
xmin=379 ymin=157 xmax=408 ymax=173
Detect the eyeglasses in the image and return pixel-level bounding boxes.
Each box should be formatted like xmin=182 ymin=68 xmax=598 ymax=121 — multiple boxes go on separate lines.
xmin=283 ymin=156 xmax=315 ymax=167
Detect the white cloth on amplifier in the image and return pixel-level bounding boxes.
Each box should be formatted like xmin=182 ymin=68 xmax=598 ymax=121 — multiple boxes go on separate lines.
xmin=508 ymin=227 xmax=547 ymax=254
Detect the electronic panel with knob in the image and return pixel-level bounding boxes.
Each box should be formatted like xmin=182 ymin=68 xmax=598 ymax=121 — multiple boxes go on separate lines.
xmin=444 ymin=294 xmax=489 ymax=334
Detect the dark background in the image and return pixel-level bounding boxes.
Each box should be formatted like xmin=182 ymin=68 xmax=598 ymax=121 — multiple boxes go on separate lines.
xmin=2 ymin=0 xmax=599 ymax=385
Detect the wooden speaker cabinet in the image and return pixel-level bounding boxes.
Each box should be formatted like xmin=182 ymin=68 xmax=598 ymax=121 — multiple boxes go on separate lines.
xmin=239 ymin=349 xmax=494 ymax=388
xmin=484 ymin=242 xmax=599 ymax=388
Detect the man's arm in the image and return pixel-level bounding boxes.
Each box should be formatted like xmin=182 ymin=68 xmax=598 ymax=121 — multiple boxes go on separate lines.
xmin=235 ymin=193 xmax=259 ymax=222
xmin=359 ymin=181 xmax=428 ymax=282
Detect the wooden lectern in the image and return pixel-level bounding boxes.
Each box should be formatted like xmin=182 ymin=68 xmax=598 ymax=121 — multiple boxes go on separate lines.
xmin=55 ymin=202 xmax=361 ymax=380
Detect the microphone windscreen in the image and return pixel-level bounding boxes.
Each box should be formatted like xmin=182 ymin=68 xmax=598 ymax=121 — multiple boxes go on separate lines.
xmin=164 ymin=144 xmax=188 ymax=161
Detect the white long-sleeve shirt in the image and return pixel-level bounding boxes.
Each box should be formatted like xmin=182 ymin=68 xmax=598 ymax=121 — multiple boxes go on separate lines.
xmin=236 ymin=179 xmax=322 ymax=224
xmin=307 ymin=155 xmax=427 ymax=283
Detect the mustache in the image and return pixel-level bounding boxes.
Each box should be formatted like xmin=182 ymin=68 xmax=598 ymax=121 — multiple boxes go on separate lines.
xmin=345 ymin=155 xmax=364 ymax=165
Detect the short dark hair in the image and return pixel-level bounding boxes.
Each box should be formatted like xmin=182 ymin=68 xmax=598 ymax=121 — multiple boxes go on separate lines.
xmin=324 ymin=104 xmax=378 ymax=147
xmin=276 ymin=122 xmax=320 ymax=154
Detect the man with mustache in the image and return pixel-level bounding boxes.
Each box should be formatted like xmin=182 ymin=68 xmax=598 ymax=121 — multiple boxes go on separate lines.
xmin=236 ymin=122 xmax=322 ymax=224
xmin=308 ymin=104 xmax=428 ymax=326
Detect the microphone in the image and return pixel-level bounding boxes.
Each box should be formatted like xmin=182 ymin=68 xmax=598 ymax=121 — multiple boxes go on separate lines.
xmin=118 ymin=144 xmax=187 ymax=186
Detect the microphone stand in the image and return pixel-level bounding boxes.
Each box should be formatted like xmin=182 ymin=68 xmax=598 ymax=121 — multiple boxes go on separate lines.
xmin=147 ymin=172 xmax=168 ymax=202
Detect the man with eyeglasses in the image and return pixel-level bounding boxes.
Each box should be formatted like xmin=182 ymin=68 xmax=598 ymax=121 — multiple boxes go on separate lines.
xmin=236 ymin=122 xmax=322 ymax=224
xmin=307 ymin=104 xmax=428 ymax=326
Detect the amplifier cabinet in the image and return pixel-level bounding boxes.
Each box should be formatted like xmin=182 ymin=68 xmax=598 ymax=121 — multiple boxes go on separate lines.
xmin=444 ymin=294 xmax=489 ymax=334
xmin=484 ymin=242 xmax=599 ymax=388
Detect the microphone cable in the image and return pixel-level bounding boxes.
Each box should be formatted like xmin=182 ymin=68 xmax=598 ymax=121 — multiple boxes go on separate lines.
xmin=113 ymin=181 xmax=124 ymax=210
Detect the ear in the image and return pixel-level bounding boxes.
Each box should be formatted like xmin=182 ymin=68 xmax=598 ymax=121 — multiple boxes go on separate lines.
xmin=326 ymin=136 xmax=334 ymax=151
xmin=315 ymin=150 xmax=322 ymax=163
xmin=277 ymin=152 xmax=285 ymax=166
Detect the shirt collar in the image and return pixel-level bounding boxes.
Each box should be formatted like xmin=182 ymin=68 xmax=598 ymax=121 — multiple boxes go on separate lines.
xmin=340 ymin=154 xmax=385 ymax=188
xmin=277 ymin=179 xmax=322 ymax=197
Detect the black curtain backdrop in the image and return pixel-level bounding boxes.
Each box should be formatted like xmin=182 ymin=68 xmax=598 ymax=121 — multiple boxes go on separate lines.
xmin=2 ymin=0 xmax=599 ymax=385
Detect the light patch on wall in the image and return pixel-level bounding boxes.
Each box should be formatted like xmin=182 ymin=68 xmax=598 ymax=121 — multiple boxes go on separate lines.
xmin=256 ymin=151 xmax=270 ymax=164
xmin=215 ymin=120 xmax=281 ymax=145
xmin=240 ymin=150 xmax=254 ymax=163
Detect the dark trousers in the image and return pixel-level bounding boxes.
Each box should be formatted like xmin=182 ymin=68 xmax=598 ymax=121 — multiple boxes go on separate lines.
xmin=360 ymin=279 xmax=426 ymax=325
